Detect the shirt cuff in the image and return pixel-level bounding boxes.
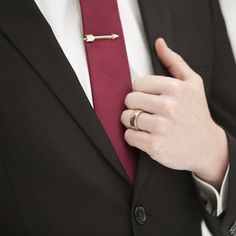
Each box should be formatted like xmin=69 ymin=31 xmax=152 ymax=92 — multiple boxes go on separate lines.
xmin=192 ymin=166 xmax=229 ymax=217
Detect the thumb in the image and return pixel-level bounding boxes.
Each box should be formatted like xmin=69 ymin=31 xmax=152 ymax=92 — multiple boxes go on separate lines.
xmin=155 ymin=38 xmax=195 ymax=81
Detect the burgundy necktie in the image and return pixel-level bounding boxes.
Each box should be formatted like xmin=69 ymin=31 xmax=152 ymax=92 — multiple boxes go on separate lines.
xmin=80 ymin=0 xmax=136 ymax=182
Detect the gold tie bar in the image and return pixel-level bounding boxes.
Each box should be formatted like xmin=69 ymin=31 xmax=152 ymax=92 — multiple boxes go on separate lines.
xmin=84 ymin=33 xmax=119 ymax=43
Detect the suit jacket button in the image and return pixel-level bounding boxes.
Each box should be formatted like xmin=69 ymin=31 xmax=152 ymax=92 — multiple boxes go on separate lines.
xmin=134 ymin=206 xmax=147 ymax=225
xmin=230 ymin=221 xmax=236 ymax=236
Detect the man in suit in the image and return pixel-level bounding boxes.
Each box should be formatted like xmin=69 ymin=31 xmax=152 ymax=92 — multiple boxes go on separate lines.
xmin=0 ymin=0 xmax=235 ymax=236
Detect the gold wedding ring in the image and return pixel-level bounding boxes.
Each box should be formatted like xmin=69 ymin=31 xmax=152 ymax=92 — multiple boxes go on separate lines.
xmin=130 ymin=110 xmax=144 ymax=131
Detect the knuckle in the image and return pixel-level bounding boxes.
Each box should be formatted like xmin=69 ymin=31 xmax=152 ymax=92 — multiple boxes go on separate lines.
xmin=160 ymin=99 xmax=176 ymax=115
xmin=149 ymin=118 xmax=159 ymax=133
xmin=159 ymin=100 xmax=168 ymax=114
xmin=157 ymin=124 xmax=168 ymax=135
xmin=167 ymin=101 xmax=176 ymax=118
xmin=149 ymin=95 xmax=158 ymax=112
xmin=168 ymin=80 xmax=182 ymax=94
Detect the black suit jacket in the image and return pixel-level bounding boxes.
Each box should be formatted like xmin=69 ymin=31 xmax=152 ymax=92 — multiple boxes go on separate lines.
xmin=0 ymin=0 xmax=235 ymax=235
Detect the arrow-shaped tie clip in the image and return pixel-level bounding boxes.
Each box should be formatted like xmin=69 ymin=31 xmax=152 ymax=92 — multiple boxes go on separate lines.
xmin=84 ymin=33 xmax=119 ymax=43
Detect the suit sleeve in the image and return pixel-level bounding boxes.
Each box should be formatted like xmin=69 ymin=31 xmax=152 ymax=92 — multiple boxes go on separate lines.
xmin=207 ymin=0 xmax=236 ymax=235
xmin=193 ymin=167 xmax=229 ymax=216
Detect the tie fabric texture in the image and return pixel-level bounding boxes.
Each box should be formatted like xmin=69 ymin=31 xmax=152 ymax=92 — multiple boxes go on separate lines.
xmin=80 ymin=0 xmax=137 ymax=182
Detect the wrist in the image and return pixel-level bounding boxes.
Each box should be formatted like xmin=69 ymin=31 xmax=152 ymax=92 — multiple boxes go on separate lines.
xmin=193 ymin=123 xmax=229 ymax=190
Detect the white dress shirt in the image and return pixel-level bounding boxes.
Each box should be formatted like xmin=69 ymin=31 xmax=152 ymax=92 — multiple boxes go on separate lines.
xmin=33 ymin=0 xmax=229 ymax=235
xmin=219 ymin=0 xmax=236 ymax=60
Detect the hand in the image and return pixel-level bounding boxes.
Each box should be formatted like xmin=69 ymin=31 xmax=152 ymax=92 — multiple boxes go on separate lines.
xmin=121 ymin=38 xmax=229 ymax=189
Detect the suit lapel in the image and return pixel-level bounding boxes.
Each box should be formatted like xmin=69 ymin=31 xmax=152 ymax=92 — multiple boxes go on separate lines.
xmin=0 ymin=0 xmax=131 ymax=184
xmin=138 ymin=0 xmax=174 ymax=76
xmin=134 ymin=0 xmax=174 ymax=195
xmin=0 ymin=0 xmax=173 ymax=187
